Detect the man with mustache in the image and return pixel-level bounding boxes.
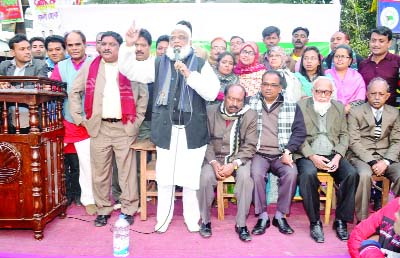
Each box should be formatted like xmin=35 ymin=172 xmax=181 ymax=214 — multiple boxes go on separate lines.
xmin=198 ymin=84 xmax=257 ymax=242
xmin=112 ymin=28 xmax=153 ymax=209
xmin=290 ymin=27 xmax=309 ymax=62
xmin=347 ymin=77 xmax=400 ymax=223
xmin=119 ymin=21 xmax=219 ymax=233
xmin=50 ymin=31 xmax=96 ymax=214
xmin=359 ymin=26 xmax=400 ymax=108
xmin=69 ymin=31 xmax=148 ymax=227
xmin=294 ymin=76 xmax=359 ymax=243
xmin=248 ymin=70 xmax=306 ymax=237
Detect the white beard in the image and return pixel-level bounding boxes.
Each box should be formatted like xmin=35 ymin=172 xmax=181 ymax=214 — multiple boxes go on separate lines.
xmin=166 ymin=45 xmax=192 ymax=61
xmin=313 ymin=98 xmax=332 ymax=116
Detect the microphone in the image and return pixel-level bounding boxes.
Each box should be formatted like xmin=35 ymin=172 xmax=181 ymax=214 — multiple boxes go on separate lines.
xmin=173 ymin=47 xmax=181 ymax=61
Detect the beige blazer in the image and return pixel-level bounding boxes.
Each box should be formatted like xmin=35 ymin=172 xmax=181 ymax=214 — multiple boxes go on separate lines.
xmin=69 ymin=60 xmax=148 ymax=138
xmin=204 ymin=104 xmax=258 ymax=165
xmin=348 ymin=103 xmax=400 ymax=163
xmin=294 ymin=98 xmax=349 ymax=160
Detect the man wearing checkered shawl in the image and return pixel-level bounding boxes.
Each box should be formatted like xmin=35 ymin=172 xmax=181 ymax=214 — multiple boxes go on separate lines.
xmin=248 ymin=70 xmax=306 ymax=236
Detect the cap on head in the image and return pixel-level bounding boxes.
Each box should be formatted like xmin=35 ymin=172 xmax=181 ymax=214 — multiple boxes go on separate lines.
xmin=171 ymin=24 xmax=192 ymax=40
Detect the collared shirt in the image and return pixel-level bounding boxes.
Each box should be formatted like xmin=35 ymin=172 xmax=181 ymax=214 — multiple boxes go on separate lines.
xmin=51 ymin=55 xmax=87 ymax=81
xmin=371 ymin=106 xmax=384 ymax=118
xmin=311 ymin=114 xmax=334 ymax=155
xmin=102 ymin=60 xmax=122 ymax=119
xmin=359 ymin=52 xmax=400 ymax=107
xmin=11 ymin=58 xmax=32 ymax=76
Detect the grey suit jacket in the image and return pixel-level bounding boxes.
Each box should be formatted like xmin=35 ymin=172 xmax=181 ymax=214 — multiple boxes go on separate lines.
xmin=294 ymin=98 xmax=349 ymax=160
xmin=348 ymin=103 xmax=400 ymax=163
xmin=0 ymin=59 xmax=48 ymax=78
xmin=69 ymin=59 xmax=148 ymax=138
xmin=205 ymin=104 xmax=258 ymax=165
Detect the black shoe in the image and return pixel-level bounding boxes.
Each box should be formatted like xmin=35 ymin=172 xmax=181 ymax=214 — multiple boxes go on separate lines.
xmin=94 ymin=215 xmax=111 ymax=227
xmin=251 ymin=218 xmax=270 ymax=235
xmin=121 ymin=213 xmax=134 ymax=225
xmin=373 ymin=198 xmax=382 ymax=211
xmin=199 ymin=222 xmax=212 ymax=238
xmin=310 ymin=221 xmax=324 ymax=243
xmin=333 ymin=219 xmax=348 ymax=241
xmin=272 ymin=217 xmax=294 ymax=235
xmin=235 ymin=225 xmax=252 ymax=242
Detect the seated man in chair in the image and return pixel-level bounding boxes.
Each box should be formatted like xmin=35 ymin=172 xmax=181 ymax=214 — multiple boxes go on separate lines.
xmin=348 ymin=77 xmax=400 ymax=222
xmin=249 ymin=70 xmax=306 ymax=236
xmin=198 ymin=84 xmax=257 ymax=242
xmin=294 ymin=76 xmax=359 ymax=243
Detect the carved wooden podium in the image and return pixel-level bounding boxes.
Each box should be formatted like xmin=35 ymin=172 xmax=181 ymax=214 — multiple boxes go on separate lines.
xmin=0 ymin=76 xmax=67 ymax=240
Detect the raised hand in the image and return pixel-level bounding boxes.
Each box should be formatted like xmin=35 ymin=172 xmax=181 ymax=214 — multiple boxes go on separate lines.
xmin=125 ymin=20 xmax=141 ymax=47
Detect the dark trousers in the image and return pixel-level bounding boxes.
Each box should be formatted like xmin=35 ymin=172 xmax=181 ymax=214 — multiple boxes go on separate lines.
xmin=64 ymin=153 xmax=81 ymax=201
xmin=296 ymin=157 xmax=359 ymax=223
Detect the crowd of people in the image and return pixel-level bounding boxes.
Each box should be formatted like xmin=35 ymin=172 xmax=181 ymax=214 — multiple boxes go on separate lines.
xmin=2 ymin=20 xmax=400 ymax=257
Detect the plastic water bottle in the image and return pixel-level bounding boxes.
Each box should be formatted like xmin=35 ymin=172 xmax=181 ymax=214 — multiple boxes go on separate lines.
xmin=113 ymin=214 xmax=130 ymax=257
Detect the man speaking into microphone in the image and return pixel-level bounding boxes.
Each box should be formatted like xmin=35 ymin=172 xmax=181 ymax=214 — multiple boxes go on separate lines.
xmin=119 ymin=21 xmax=220 ymax=233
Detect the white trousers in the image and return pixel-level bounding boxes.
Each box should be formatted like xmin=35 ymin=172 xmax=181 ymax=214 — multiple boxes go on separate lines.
xmin=157 ymin=185 xmax=200 ymax=227
xmin=74 ymin=138 xmax=95 ymax=205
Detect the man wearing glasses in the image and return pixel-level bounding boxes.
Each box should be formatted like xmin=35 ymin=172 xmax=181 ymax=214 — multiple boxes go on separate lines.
xmin=294 ymin=76 xmax=359 ymax=243
xmin=348 ymin=77 xmax=400 ymax=223
xmin=208 ymin=37 xmax=227 ymax=68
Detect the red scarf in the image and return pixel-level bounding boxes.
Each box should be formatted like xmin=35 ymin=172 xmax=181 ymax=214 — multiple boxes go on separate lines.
xmin=233 ymin=42 xmax=266 ymax=75
xmin=84 ymin=56 xmax=136 ymax=124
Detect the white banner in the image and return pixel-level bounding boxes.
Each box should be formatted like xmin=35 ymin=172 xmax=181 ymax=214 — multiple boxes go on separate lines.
xmin=57 ymin=3 xmax=341 ymax=44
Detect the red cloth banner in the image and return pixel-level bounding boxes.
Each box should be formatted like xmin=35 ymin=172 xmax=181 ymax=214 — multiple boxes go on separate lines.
xmin=0 ymin=0 xmax=24 ymax=24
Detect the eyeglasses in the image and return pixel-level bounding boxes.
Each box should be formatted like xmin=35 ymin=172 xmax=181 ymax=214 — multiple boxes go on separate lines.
xmin=240 ymin=50 xmax=255 ymax=56
xmin=212 ymin=46 xmax=226 ymax=51
xmin=170 ymin=35 xmax=187 ymax=41
xmin=334 ymin=55 xmax=351 ymax=60
xmin=314 ymin=89 xmax=333 ymax=96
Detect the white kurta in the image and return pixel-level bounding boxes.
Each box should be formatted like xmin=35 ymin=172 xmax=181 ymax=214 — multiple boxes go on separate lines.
xmin=156 ymin=125 xmax=207 ymax=190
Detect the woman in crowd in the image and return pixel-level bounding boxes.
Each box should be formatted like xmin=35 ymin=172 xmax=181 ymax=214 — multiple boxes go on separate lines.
xmin=267 ymin=46 xmax=303 ymax=102
xmin=209 ymin=51 xmax=238 ymax=104
xmin=295 ymin=46 xmax=325 ymax=97
xmin=325 ymin=44 xmax=365 ymax=114
xmin=234 ymin=41 xmax=266 ymax=97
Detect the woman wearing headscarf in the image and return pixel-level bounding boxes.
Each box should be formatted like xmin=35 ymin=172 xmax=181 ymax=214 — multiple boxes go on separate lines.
xmin=325 ymin=44 xmax=365 ymax=114
xmin=209 ymin=52 xmax=239 ymax=105
xmin=267 ymin=46 xmax=303 ymax=102
xmin=234 ymin=41 xmax=266 ymax=97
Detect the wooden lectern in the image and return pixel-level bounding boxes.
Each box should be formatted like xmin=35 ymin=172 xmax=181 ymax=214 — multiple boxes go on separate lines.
xmin=0 ymin=76 xmax=67 ymax=240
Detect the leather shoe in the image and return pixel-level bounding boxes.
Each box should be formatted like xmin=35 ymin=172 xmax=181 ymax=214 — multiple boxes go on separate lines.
xmin=235 ymin=225 xmax=252 ymax=242
xmin=94 ymin=215 xmax=110 ymax=227
xmin=199 ymin=222 xmax=212 ymax=238
xmin=310 ymin=221 xmax=324 ymax=243
xmin=272 ymin=217 xmax=294 ymax=235
xmin=251 ymin=218 xmax=270 ymax=235
xmin=333 ymin=219 xmax=348 ymax=241
xmin=121 ymin=213 xmax=134 ymax=225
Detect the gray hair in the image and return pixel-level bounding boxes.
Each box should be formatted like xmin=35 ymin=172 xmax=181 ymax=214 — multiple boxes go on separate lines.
xmin=312 ymin=76 xmax=337 ymax=100
xmin=367 ymin=77 xmax=390 ymax=93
